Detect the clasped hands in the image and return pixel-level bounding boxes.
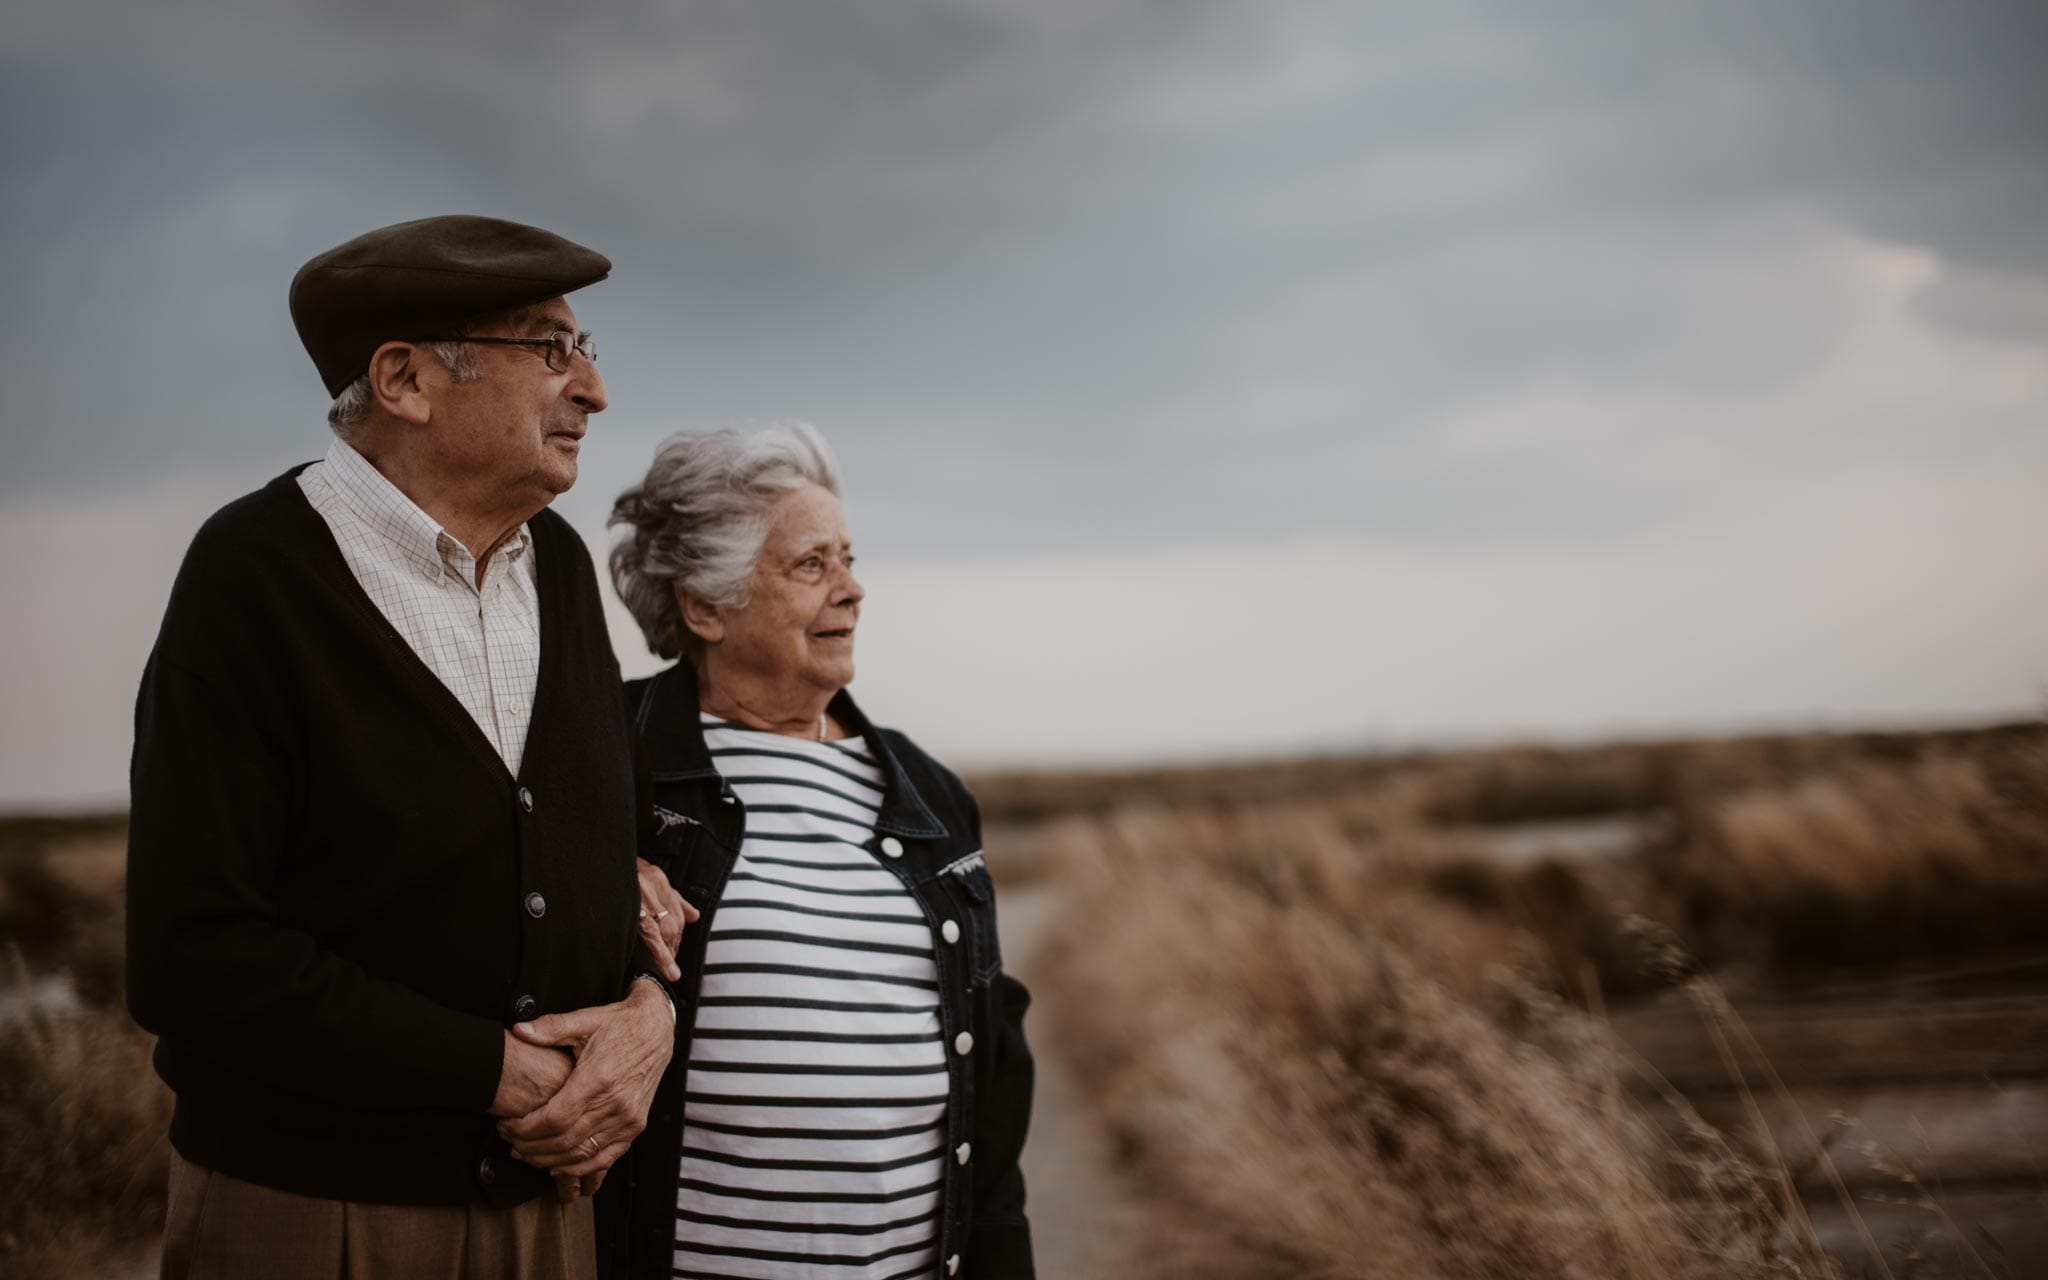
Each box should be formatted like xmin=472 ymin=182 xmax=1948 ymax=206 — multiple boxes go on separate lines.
xmin=485 ymin=859 xmax=697 ymax=1202
xmin=486 ymin=979 xmax=673 ymax=1202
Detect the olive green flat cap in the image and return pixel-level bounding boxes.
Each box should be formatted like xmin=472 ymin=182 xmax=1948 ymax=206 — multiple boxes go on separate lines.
xmin=290 ymin=215 xmax=611 ymax=396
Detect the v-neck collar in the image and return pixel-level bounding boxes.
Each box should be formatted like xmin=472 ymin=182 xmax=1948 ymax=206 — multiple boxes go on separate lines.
xmin=274 ymin=464 xmax=560 ymax=789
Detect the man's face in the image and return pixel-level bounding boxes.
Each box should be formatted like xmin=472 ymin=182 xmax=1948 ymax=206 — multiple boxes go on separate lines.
xmin=426 ymin=296 xmax=608 ymax=509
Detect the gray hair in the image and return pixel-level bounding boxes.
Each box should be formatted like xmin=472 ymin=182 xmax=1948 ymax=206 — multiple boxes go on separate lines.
xmin=326 ymin=339 xmax=483 ymax=434
xmin=610 ymin=422 xmax=843 ymax=661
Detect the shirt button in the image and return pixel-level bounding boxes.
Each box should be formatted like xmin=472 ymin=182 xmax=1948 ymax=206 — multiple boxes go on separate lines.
xmin=879 ymin=837 xmax=904 ymax=859
xmin=953 ymin=1031 xmax=973 ymax=1056
xmin=940 ymin=920 xmax=960 ymax=944
xmin=513 ymin=994 xmax=537 ymax=1021
xmin=946 ymin=1255 xmax=960 ymax=1276
xmin=524 ymin=892 xmax=546 ymax=919
xmin=955 ymin=1142 xmax=971 ymax=1166
xmin=518 ymin=786 xmax=535 ymax=813
xmin=477 ymin=1156 xmax=498 ymax=1186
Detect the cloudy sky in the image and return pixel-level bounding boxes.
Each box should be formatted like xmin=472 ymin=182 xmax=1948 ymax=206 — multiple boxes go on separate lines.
xmin=5 ymin=0 xmax=2046 ymax=807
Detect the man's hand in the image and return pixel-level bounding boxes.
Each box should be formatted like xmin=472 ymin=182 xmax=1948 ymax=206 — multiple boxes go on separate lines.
xmin=488 ymin=1032 xmax=573 ymax=1118
xmin=636 ymin=856 xmax=697 ymax=982
xmin=497 ymin=981 xmax=674 ymax=1183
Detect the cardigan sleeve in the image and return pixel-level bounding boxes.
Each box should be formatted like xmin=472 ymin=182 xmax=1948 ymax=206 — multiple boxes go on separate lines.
xmin=125 ymin=527 xmax=505 ymax=1114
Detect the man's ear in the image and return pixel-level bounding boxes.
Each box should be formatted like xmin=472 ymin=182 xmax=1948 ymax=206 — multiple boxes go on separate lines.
xmin=366 ymin=341 xmax=434 ymax=426
xmin=677 ymin=589 xmax=726 ymax=648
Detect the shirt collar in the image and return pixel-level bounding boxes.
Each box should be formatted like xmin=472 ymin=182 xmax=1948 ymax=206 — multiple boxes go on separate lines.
xmin=321 ymin=438 xmax=530 ymax=586
xmin=632 ymin=662 xmax=949 ymax=840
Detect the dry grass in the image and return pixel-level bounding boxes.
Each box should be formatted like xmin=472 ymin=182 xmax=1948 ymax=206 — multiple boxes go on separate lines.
xmin=0 ymin=825 xmax=172 ymax=1271
xmin=1656 ymin=735 xmax=2048 ymax=969
xmin=0 ymin=949 xmax=172 ymax=1271
xmin=1035 ymin=803 xmax=1833 ymax=1280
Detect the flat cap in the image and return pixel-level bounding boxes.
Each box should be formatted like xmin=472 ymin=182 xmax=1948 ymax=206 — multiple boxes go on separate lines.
xmin=290 ymin=215 xmax=611 ymax=396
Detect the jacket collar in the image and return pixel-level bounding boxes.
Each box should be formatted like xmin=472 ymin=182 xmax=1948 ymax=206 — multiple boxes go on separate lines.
xmin=632 ymin=662 xmax=948 ymax=839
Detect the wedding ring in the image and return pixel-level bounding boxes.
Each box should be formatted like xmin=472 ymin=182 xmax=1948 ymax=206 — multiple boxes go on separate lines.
xmin=654 ymin=909 xmax=670 ymax=921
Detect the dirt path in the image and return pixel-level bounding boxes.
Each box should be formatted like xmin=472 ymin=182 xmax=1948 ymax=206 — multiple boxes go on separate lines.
xmin=999 ymin=884 xmax=1122 ymax=1280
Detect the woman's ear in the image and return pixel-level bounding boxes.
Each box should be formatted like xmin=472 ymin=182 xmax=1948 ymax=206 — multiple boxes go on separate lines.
xmin=677 ymin=588 xmax=726 ymax=648
xmin=366 ymin=341 xmax=434 ymax=426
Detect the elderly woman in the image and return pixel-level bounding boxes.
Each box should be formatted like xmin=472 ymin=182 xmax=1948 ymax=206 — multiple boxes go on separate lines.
xmin=595 ymin=423 xmax=1035 ymax=1280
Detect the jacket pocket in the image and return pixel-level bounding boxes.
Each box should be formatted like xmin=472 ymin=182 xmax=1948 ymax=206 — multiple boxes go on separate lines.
xmin=647 ymin=807 xmax=706 ymax=884
xmin=939 ymin=852 xmax=1004 ymax=983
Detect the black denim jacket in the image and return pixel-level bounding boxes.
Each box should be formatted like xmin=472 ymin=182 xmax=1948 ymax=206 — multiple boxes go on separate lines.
xmin=596 ymin=663 xmax=1036 ymax=1280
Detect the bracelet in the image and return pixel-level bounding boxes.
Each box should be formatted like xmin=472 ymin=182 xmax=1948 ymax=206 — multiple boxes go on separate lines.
xmin=631 ymin=972 xmax=677 ymax=1022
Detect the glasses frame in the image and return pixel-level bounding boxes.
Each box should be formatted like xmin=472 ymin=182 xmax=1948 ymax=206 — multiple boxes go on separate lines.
xmin=414 ymin=329 xmax=596 ymax=373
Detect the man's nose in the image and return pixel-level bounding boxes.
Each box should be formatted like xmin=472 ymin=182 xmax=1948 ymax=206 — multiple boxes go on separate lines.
xmin=568 ymin=358 xmax=608 ymax=414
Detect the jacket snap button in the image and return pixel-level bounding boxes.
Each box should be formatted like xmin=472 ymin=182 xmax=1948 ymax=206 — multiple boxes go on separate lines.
xmin=879 ymin=837 xmax=904 ymax=859
xmin=517 ymin=786 xmax=535 ymax=813
xmin=524 ymin=892 xmax=546 ymax=919
xmin=940 ymin=919 xmax=960 ymax=944
xmin=955 ymin=1142 xmax=971 ymax=1166
xmin=513 ymin=994 xmax=537 ymax=1021
xmin=953 ymin=1031 xmax=973 ymax=1055
xmin=477 ymin=1156 xmax=498 ymax=1185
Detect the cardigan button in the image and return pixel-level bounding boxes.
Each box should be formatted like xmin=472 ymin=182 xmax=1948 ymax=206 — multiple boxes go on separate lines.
xmin=524 ymin=892 xmax=547 ymax=919
xmin=518 ymin=786 xmax=535 ymax=813
xmin=879 ymin=837 xmax=903 ymax=859
xmin=940 ymin=920 xmax=960 ymax=944
xmin=477 ymin=1156 xmax=498 ymax=1186
xmin=955 ymin=1142 xmax=971 ymax=1166
xmin=513 ymin=994 xmax=538 ymax=1021
xmin=953 ymin=1031 xmax=973 ymax=1055
xmin=946 ymin=1255 xmax=960 ymax=1276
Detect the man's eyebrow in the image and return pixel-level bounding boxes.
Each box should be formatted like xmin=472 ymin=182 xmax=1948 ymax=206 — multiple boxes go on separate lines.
xmin=518 ymin=311 xmax=577 ymax=336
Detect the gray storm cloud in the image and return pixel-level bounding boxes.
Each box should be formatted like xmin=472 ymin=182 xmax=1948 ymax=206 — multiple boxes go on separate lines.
xmin=2 ymin=0 xmax=2045 ymax=805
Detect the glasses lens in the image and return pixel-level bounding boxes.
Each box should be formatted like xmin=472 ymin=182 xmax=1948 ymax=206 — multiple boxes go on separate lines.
xmin=544 ymin=331 xmax=573 ymax=372
xmin=576 ymin=333 xmax=597 ymax=365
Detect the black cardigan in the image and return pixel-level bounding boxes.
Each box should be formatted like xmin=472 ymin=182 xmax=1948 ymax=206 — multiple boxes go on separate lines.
xmin=127 ymin=466 xmax=644 ymax=1208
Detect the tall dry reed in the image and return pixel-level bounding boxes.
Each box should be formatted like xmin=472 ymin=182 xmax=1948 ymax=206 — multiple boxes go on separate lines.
xmin=1034 ymin=803 xmax=1829 ymax=1280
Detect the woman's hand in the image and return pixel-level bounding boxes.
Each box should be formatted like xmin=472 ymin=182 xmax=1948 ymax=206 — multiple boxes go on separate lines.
xmin=637 ymin=856 xmax=697 ymax=981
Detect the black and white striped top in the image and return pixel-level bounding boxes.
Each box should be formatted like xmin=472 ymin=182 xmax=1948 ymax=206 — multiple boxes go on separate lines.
xmin=674 ymin=715 xmax=947 ymax=1280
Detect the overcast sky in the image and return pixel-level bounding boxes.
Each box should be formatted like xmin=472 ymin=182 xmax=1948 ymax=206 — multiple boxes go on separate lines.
xmin=5 ymin=0 xmax=2047 ymax=807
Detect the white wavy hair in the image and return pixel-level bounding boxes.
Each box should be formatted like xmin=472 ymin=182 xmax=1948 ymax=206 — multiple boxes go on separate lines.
xmin=609 ymin=422 xmax=843 ymax=661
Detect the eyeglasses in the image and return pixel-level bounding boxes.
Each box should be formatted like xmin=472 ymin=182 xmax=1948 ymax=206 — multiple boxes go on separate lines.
xmin=416 ymin=329 xmax=596 ymax=373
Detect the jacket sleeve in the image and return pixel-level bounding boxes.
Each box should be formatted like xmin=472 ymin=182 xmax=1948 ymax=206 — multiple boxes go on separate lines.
xmin=619 ymin=696 xmax=676 ymax=1004
xmin=124 ymin=530 xmax=505 ymax=1114
xmin=963 ymin=791 xmax=1037 ymax=1280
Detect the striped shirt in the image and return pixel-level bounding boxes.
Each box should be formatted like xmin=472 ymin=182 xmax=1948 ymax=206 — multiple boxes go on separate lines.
xmin=674 ymin=715 xmax=946 ymax=1280
xmin=297 ymin=438 xmax=541 ymax=772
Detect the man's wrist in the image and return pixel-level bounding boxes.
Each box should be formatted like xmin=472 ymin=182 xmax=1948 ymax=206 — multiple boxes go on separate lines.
xmin=630 ymin=972 xmax=676 ymax=1022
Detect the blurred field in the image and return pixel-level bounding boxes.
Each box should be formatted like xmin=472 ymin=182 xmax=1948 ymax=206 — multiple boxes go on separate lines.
xmin=2 ymin=720 xmax=2044 ymax=1275
xmin=982 ymin=721 xmax=2048 ymax=1279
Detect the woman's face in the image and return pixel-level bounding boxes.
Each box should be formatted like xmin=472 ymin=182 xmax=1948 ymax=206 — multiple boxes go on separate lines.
xmin=695 ymin=483 xmax=863 ymax=695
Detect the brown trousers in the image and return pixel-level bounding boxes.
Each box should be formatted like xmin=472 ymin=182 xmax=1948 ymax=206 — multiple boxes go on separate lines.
xmin=161 ymin=1152 xmax=597 ymax=1280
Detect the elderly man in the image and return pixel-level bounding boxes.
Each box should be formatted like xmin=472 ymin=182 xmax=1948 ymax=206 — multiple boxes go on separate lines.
xmin=127 ymin=215 xmax=673 ymax=1280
